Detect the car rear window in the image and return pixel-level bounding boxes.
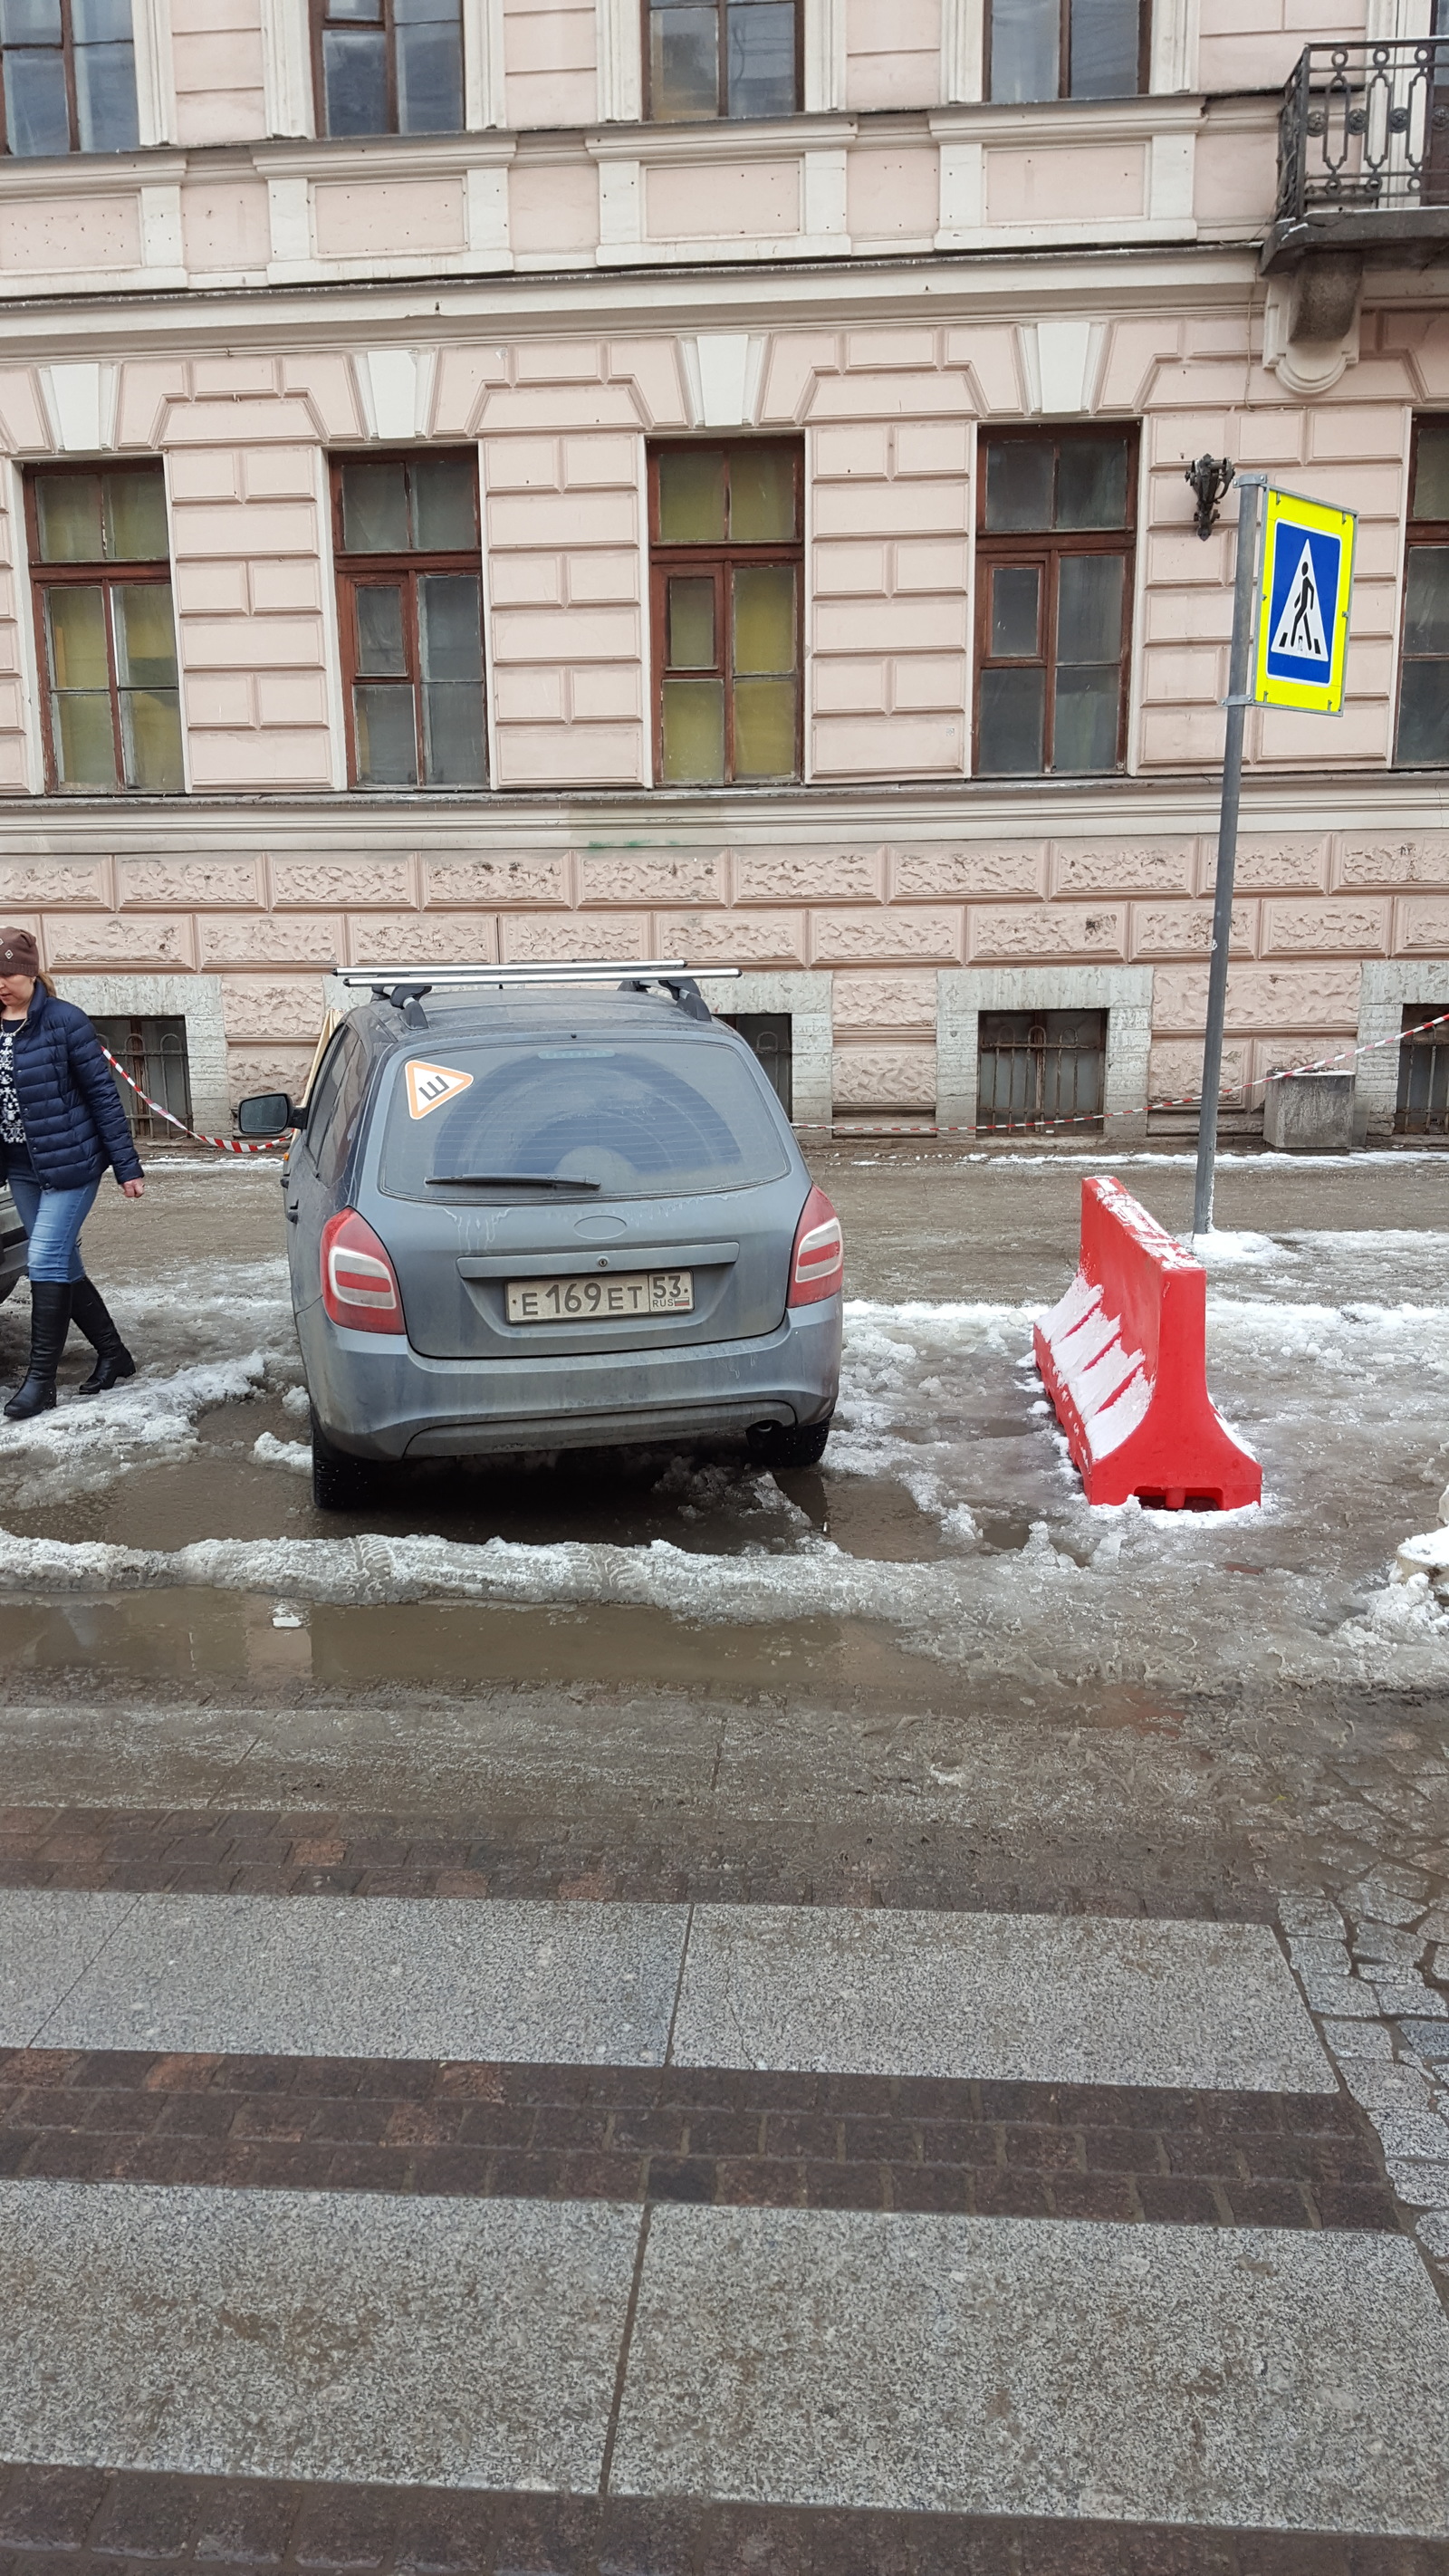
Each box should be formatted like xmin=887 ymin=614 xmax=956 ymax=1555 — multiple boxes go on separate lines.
xmin=376 ymin=1036 xmax=792 ymax=1201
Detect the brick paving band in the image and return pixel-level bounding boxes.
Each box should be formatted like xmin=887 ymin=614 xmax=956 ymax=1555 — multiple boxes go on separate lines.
xmin=0 ymin=2046 xmax=1399 ymax=2227
xmin=0 ymin=1889 xmax=1328 ymax=2095
xmin=0 ymin=1799 xmax=1281 ymax=1919
xmin=0 ymin=2467 xmax=1446 ymax=2575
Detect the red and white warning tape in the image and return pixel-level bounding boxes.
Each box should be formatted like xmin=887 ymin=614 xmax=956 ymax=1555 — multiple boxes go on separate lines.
xmin=799 ymin=1009 xmax=1449 ymax=1139
xmin=103 ymin=1007 xmax=1449 ymax=1155
xmin=101 ymin=1048 xmax=293 ymax=1156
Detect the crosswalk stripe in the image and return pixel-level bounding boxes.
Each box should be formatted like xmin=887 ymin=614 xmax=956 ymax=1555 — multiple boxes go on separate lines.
xmin=0 ymin=2182 xmax=1443 ymax=2534
xmin=0 ymin=1892 xmax=1330 ymax=2095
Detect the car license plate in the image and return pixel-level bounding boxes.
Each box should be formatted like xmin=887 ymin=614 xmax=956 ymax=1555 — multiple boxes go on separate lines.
xmin=505 ymin=1269 xmax=695 ymax=1323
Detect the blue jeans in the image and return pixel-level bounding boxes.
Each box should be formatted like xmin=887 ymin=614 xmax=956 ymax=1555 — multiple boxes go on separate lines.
xmin=7 ymin=1168 xmax=101 ymax=1284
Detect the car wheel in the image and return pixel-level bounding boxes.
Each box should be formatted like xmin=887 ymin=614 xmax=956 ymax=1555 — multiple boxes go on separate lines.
xmin=310 ymin=1408 xmax=379 ymax=1513
xmin=748 ymin=1414 xmax=832 ymax=1472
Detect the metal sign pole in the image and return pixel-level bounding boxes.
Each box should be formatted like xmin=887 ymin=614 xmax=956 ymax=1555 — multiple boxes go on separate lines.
xmin=1193 ymin=474 xmax=1263 ymax=1241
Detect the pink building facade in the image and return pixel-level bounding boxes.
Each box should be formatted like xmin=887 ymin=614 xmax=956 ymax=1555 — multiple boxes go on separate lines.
xmin=0 ymin=0 xmax=1445 ymax=1138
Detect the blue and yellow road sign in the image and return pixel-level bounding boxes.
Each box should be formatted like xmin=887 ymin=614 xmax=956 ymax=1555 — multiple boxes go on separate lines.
xmin=1253 ymin=487 xmax=1356 ymax=716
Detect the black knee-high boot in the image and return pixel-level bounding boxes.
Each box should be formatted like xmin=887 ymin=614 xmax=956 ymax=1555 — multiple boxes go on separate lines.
xmin=69 ymin=1275 xmax=135 ymax=1395
xmin=5 ymin=1281 xmax=72 ymax=1419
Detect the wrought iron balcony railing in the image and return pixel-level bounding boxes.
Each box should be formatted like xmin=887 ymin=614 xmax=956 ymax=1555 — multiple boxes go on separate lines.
xmin=1276 ymin=39 xmax=1449 ymax=229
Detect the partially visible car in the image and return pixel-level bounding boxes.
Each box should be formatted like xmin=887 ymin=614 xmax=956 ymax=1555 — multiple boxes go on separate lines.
xmin=240 ymin=972 xmax=843 ymax=1511
xmin=0 ymin=1185 xmax=26 ymax=1306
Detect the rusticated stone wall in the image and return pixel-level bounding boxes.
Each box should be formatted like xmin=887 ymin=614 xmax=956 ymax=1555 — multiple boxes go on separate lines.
xmin=3 ymin=822 xmax=1444 ymax=1120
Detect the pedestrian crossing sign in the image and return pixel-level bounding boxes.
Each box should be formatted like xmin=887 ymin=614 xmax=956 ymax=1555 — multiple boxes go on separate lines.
xmin=1254 ymin=486 xmax=1356 ymax=715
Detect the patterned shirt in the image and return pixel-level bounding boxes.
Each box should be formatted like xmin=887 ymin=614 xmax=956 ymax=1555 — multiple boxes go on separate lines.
xmin=0 ymin=1021 xmax=26 ymax=1147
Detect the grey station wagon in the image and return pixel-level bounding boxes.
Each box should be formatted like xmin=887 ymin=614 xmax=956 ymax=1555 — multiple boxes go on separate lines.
xmin=239 ymin=968 xmax=842 ymax=1510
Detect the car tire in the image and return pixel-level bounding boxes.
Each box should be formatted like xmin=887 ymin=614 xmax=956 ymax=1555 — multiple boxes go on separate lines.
xmin=747 ymin=1414 xmax=833 ymax=1472
xmin=310 ymin=1408 xmax=379 ymax=1513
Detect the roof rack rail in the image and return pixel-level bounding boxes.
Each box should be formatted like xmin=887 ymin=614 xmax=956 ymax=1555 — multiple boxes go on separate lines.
xmin=331 ymin=959 xmax=742 ymax=986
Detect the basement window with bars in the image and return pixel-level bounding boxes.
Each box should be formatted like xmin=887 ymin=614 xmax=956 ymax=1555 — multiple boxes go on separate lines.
xmin=1395 ymin=1004 xmax=1449 ymax=1135
xmin=91 ymin=1015 xmax=191 ymax=1141
xmin=646 ymin=0 xmax=799 ymax=120
xmin=977 ymin=1009 xmax=1107 ymax=1133
xmin=332 ymin=450 xmax=487 ymax=790
xmin=312 ymin=0 xmax=464 ymax=135
xmin=28 ymin=463 xmax=183 ymax=796
xmin=1396 ymin=418 xmax=1449 ymax=767
xmin=974 ymin=428 xmax=1137 ymax=778
xmin=0 ymin=0 xmax=139 ymax=157
xmin=650 ymin=443 xmax=802 ymax=786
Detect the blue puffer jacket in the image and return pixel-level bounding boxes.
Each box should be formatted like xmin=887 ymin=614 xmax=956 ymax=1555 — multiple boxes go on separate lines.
xmin=5 ymin=985 xmax=144 ymax=1190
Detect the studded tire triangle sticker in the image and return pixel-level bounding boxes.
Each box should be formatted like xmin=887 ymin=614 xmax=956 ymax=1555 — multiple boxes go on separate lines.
xmin=405 ymin=1061 xmax=474 ymax=1120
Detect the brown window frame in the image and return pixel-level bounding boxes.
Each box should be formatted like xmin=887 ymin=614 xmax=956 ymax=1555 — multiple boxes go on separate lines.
xmin=0 ymin=0 xmax=139 ymax=159
xmin=25 ymin=462 xmax=182 ymax=800
xmin=330 ymin=447 xmax=487 ymax=793
xmin=984 ymin=0 xmax=1150 ymax=102
xmin=973 ymin=425 xmax=1138 ymax=779
xmin=1395 ymin=412 xmax=1449 ymax=768
xmin=648 ymin=440 xmax=804 ymax=788
xmin=311 ymin=0 xmax=464 ymax=139
xmin=642 ymin=0 xmax=804 ymax=122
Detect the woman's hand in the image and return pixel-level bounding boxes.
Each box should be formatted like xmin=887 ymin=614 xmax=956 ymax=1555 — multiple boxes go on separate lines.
xmin=120 ymin=1178 xmax=145 ymax=1200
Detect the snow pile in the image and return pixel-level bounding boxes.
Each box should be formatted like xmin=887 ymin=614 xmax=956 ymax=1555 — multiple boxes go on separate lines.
xmin=0 ymin=1352 xmax=270 ymax=1505
xmin=832 ymin=1299 xmax=1038 ymax=1532
xmin=1186 ymin=1232 xmax=1280 ymax=1267
xmin=252 ymin=1432 xmax=312 ymax=1477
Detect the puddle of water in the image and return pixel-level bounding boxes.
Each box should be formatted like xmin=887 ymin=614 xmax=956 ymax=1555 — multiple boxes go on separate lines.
xmin=0 ymin=1588 xmax=954 ymax=1699
xmin=0 ymin=1398 xmax=957 ymax=1566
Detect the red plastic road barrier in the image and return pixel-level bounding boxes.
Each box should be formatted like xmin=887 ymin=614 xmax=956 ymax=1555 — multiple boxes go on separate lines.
xmin=1033 ymin=1177 xmax=1262 ymax=1512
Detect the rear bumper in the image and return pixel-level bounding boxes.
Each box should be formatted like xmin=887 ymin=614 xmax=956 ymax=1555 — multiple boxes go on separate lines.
xmin=298 ymin=1299 xmax=841 ymax=1461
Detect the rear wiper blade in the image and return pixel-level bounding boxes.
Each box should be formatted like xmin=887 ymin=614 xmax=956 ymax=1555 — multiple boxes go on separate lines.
xmin=426 ymin=1173 xmax=600 ymax=1192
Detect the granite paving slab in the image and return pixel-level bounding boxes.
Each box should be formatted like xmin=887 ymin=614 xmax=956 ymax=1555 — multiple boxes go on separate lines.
xmin=5 ymin=1890 xmax=686 ymax=2065
xmin=0 ymin=2179 xmax=637 ymax=2491
xmin=673 ymin=1906 xmax=1332 ymax=2092
xmin=0 ymin=1891 xmax=138 ymax=2050
xmin=610 ymin=2203 xmax=1449 ymax=2533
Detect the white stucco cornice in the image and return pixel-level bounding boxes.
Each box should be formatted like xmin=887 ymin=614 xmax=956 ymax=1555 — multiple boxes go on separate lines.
xmin=0 ymin=244 xmax=1271 ymax=362
xmin=0 ymin=774 xmax=1441 ymax=846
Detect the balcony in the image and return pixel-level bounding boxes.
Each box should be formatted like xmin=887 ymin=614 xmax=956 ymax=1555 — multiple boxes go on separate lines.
xmin=1266 ymin=40 xmax=1449 ymax=270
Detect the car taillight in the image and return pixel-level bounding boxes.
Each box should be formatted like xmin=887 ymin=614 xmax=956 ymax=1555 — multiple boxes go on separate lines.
xmin=788 ymin=1184 xmax=843 ymax=1307
xmin=321 ymin=1209 xmax=405 ymax=1335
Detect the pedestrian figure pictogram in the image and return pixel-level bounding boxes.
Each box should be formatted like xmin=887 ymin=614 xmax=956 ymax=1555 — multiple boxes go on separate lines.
xmin=1270 ymin=541 xmax=1329 ymax=665
xmin=1254 ymin=488 xmax=1355 ymax=715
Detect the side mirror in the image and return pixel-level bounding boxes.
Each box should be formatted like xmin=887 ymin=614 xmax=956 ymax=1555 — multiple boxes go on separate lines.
xmin=236 ymin=1091 xmax=300 ymax=1139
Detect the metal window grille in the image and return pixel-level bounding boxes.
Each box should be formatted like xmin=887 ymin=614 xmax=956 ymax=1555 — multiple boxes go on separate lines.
xmin=91 ymin=1015 xmax=192 ymax=1142
xmin=977 ymin=1009 xmax=1106 ymax=1133
xmin=1395 ymin=1006 xmax=1449 ymax=1134
xmin=718 ymin=1012 xmax=792 ymax=1117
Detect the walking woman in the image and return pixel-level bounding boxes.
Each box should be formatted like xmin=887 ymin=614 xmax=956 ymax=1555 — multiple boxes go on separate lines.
xmin=0 ymin=929 xmax=144 ymax=1421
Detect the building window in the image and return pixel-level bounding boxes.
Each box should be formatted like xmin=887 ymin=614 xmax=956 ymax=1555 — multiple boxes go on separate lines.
xmin=977 ymin=1008 xmax=1106 ymax=1132
xmin=987 ymin=0 xmax=1146 ymax=101
xmin=649 ymin=444 xmax=801 ymax=785
xmin=0 ymin=0 xmax=139 ymax=156
xmin=1396 ymin=418 xmax=1449 ymax=767
xmin=974 ymin=428 xmax=1136 ymax=777
xmin=331 ymin=450 xmax=486 ymax=790
xmin=312 ymin=0 xmax=464 ymax=136
xmin=646 ymin=0 xmax=799 ymax=120
xmin=92 ymin=1014 xmax=191 ymax=1141
xmin=718 ymin=1012 xmax=792 ymax=1113
xmin=27 ymin=465 xmax=182 ymax=796
xmin=1395 ymin=1003 xmax=1449 ymax=1134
